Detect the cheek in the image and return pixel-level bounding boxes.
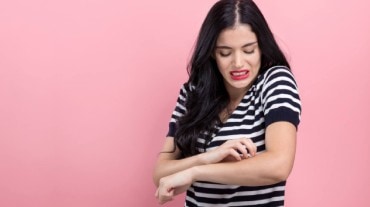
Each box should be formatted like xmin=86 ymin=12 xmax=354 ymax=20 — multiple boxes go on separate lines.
xmin=253 ymin=57 xmax=261 ymax=68
xmin=215 ymin=59 xmax=229 ymax=73
xmin=250 ymin=53 xmax=262 ymax=68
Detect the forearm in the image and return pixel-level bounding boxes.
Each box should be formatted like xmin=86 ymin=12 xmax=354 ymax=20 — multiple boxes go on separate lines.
xmin=192 ymin=151 xmax=294 ymax=186
xmin=153 ymin=153 xmax=206 ymax=187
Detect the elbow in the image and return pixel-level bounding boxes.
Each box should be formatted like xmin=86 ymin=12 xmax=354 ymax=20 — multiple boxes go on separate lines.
xmin=273 ymin=168 xmax=292 ymax=182
xmin=152 ymin=170 xmax=161 ymax=187
xmin=263 ymin=167 xmax=292 ymax=184
xmin=153 ymin=176 xmax=159 ymax=188
xmin=264 ymin=156 xmax=294 ymax=183
xmin=153 ymin=164 xmax=169 ymax=188
xmin=270 ymin=162 xmax=294 ymax=183
xmin=152 ymin=166 xmax=161 ymax=187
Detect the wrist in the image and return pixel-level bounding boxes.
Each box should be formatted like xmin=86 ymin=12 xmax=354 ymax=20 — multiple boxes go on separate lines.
xmin=196 ymin=153 xmax=208 ymax=165
xmin=189 ymin=166 xmax=202 ymax=183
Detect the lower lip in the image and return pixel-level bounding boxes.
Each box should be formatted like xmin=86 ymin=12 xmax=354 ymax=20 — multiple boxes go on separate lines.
xmin=230 ymin=71 xmax=249 ymax=80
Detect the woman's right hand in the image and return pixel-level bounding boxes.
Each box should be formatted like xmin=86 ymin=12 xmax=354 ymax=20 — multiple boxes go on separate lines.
xmin=199 ymin=138 xmax=257 ymax=164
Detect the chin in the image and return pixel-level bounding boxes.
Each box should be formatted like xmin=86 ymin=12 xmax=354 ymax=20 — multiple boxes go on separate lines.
xmin=232 ymin=81 xmax=251 ymax=89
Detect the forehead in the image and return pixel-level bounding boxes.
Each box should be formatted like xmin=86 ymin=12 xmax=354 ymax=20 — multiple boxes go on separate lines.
xmin=216 ymin=24 xmax=257 ymax=46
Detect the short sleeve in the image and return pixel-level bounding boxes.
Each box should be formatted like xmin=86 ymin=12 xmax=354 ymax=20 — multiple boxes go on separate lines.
xmin=261 ymin=67 xmax=302 ymax=128
xmin=166 ymin=84 xmax=190 ymax=137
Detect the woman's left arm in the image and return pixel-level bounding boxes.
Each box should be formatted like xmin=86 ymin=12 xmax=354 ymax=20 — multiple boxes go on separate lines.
xmin=191 ymin=121 xmax=296 ymax=186
xmin=156 ymin=121 xmax=296 ymax=203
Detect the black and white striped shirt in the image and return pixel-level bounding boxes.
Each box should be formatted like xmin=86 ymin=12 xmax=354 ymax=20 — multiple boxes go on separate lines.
xmin=167 ymin=66 xmax=302 ymax=207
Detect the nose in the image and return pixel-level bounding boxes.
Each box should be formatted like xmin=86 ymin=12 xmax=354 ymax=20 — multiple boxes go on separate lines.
xmin=233 ymin=52 xmax=244 ymax=68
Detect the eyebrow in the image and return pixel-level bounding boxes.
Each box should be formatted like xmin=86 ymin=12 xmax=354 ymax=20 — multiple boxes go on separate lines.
xmin=215 ymin=41 xmax=258 ymax=49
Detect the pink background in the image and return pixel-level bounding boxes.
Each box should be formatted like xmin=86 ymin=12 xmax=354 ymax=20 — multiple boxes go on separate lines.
xmin=0 ymin=0 xmax=369 ymax=206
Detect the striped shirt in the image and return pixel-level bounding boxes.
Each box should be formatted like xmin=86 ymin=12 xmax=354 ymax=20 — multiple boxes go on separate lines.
xmin=167 ymin=66 xmax=302 ymax=207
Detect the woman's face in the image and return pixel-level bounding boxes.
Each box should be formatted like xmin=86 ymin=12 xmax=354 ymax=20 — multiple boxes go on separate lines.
xmin=214 ymin=24 xmax=261 ymax=96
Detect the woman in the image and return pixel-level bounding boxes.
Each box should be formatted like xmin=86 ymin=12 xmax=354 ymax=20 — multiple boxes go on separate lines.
xmin=153 ymin=0 xmax=301 ymax=206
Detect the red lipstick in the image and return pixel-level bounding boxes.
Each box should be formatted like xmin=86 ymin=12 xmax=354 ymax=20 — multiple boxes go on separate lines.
xmin=230 ymin=69 xmax=249 ymax=80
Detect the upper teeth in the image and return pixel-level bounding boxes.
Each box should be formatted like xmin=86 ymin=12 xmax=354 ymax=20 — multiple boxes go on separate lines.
xmin=233 ymin=71 xmax=246 ymax=76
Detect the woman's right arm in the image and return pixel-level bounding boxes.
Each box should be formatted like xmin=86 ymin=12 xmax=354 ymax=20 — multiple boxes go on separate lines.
xmin=152 ymin=137 xmax=206 ymax=187
xmin=153 ymin=136 xmax=256 ymax=187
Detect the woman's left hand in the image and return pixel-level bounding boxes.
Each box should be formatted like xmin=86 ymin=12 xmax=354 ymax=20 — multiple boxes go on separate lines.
xmin=155 ymin=168 xmax=195 ymax=204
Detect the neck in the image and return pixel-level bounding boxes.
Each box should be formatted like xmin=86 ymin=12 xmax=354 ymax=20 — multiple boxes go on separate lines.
xmin=226 ymin=86 xmax=248 ymax=104
xmin=223 ymin=90 xmax=245 ymax=116
xmin=219 ymin=87 xmax=246 ymax=123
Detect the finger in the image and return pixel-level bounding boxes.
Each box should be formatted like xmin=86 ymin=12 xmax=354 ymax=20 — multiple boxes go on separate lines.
xmin=249 ymin=139 xmax=257 ymax=156
xmin=159 ymin=195 xmax=173 ymax=205
xmin=227 ymin=148 xmax=242 ymax=161
xmin=155 ymin=188 xmax=158 ymax=198
xmin=238 ymin=138 xmax=253 ymax=156
xmin=167 ymin=188 xmax=174 ymax=196
xmin=234 ymin=142 xmax=249 ymax=159
xmin=159 ymin=188 xmax=174 ymax=204
xmin=241 ymin=138 xmax=256 ymax=156
xmin=157 ymin=181 xmax=171 ymax=203
xmin=159 ymin=196 xmax=172 ymax=205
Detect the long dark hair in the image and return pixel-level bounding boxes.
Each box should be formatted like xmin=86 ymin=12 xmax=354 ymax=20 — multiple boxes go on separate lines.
xmin=174 ymin=0 xmax=290 ymax=158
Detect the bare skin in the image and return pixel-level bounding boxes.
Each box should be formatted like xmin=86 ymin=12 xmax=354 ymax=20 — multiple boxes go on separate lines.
xmin=153 ymin=24 xmax=297 ymax=205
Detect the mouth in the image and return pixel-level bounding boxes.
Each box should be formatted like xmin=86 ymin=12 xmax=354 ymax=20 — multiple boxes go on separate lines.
xmin=230 ymin=70 xmax=249 ymax=80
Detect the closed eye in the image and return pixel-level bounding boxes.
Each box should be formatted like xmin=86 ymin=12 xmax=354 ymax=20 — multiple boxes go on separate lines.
xmin=244 ymin=50 xmax=255 ymax=54
xmin=219 ymin=52 xmax=231 ymax=57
